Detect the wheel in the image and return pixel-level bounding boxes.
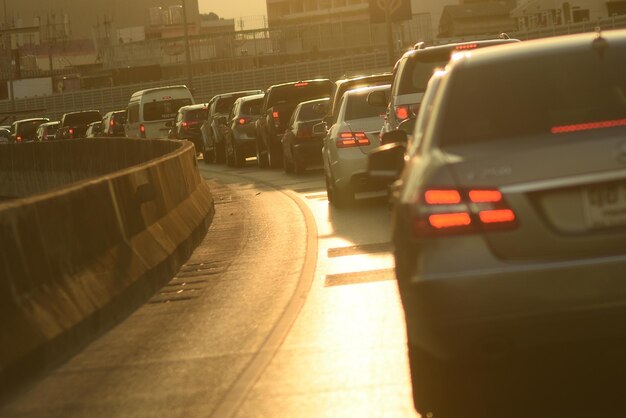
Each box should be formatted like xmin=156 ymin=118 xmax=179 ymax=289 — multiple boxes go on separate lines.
xmin=226 ymin=139 xmax=235 ymax=167
xmin=325 ymin=174 xmax=334 ymax=204
xmin=256 ymin=141 xmax=269 ymax=168
xmin=233 ymin=143 xmax=245 ymax=168
xmin=292 ymin=149 xmax=305 ymax=174
xmin=267 ymin=143 xmax=282 ymax=169
xmin=283 ymin=149 xmax=294 ymax=173
xmin=331 ymin=182 xmax=354 ymax=208
xmin=202 ymin=141 xmax=214 ymax=164
xmin=214 ymin=141 xmax=225 ymax=164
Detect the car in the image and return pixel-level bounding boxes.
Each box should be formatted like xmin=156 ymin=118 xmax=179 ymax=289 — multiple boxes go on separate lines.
xmin=223 ymin=93 xmax=264 ymax=168
xmin=168 ymin=103 xmax=208 ymax=152
xmin=0 ymin=127 xmax=10 ymax=144
xmin=369 ymin=29 xmax=626 ymax=417
xmin=200 ymin=89 xmax=263 ymax=164
xmin=255 ymin=79 xmax=333 ymax=168
xmin=281 ymin=97 xmax=329 ymax=174
xmin=125 ymin=85 xmax=194 ymax=139
xmin=321 ymin=72 xmax=393 ymax=130
xmin=35 ymin=121 xmax=61 ymax=141
xmin=85 ymin=121 xmax=103 ymax=138
xmin=381 ymin=37 xmax=520 ymax=137
xmin=56 ymin=110 xmax=102 ymax=140
xmin=10 ymin=117 xmax=50 ymax=143
xmin=320 ymin=84 xmax=390 ymax=207
xmin=101 ymin=110 xmax=127 ymax=137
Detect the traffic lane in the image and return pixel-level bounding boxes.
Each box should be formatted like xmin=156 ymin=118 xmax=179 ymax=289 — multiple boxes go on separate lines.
xmin=0 ymin=178 xmax=310 ymax=418
xmin=229 ymin=171 xmax=418 ymax=417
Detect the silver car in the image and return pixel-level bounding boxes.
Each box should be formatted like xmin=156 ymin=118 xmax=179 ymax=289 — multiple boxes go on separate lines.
xmin=372 ymin=29 xmax=626 ymax=417
xmin=321 ymin=84 xmax=390 ymax=208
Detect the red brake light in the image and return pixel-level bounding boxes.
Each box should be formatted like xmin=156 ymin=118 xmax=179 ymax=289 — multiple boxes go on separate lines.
xmin=551 ymin=118 xmax=626 ymax=134
xmin=469 ymin=190 xmax=502 ymax=203
xmin=336 ymin=131 xmax=370 ymax=148
xmin=294 ymin=82 xmax=309 ymax=87
xmin=182 ymin=121 xmax=189 ymax=129
xmin=272 ymin=111 xmax=279 ymax=119
xmin=139 ymin=124 xmax=146 ymax=138
xmin=479 ymin=209 xmax=516 ymax=224
xmin=455 ymin=43 xmax=478 ymax=50
xmin=395 ymin=106 xmax=410 ymax=121
xmin=413 ymin=188 xmax=516 ymax=236
xmin=425 ymin=190 xmax=461 ymax=205
xmin=238 ymin=117 xmax=249 ymax=125
xmin=109 ymin=119 xmax=115 ymax=127
xmin=429 ymin=213 xmax=472 ymax=229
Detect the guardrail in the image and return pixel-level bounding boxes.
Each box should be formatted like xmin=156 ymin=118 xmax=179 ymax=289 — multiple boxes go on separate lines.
xmin=0 ymin=138 xmax=215 ymax=399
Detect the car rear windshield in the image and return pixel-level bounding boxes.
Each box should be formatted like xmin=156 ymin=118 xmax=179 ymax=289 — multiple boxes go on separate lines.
xmin=184 ymin=108 xmax=208 ymax=121
xmin=64 ymin=112 xmax=101 ymax=126
xmin=239 ymin=98 xmax=262 ymax=116
xmin=267 ymin=81 xmax=332 ymax=108
xmin=144 ymin=99 xmax=192 ymax=121
xmin=398 ymin=52 xmax=450 ymax=95
xmin=439 ymin=46 xmax=626 ymax=147
xmin=112 ymin=112 xmax=126 ymax=123
xmin=298 ymin=101 xmax=327 ymax=121
xmin=17 ymin=120 xmax=46 ymax=136
xmin=345 ymin=90 xmax=388 ymax=121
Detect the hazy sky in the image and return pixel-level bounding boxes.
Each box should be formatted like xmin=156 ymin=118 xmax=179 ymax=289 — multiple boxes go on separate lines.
xmin=198 ymin=0 xmax=267 ymax=20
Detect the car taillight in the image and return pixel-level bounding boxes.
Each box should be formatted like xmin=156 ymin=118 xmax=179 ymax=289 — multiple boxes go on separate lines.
xmin=140 ymin=124 xmax=146 ymax=138
xmin=336 ymin=131 xmax=370 ymax=148
xmin=272 ymin=111 xmax=280 ymax=127
xmin=296 ymin=126 xmax=313 ymax=139
xmin=394 ymin=104 xmax=420 ymax=121
xmin=182 ymin=121 xmax=189 ymax=130
xmin=16 ymin=135 xmax=22 ymax=142
xmin=238 ymin=117 xmax=251 ymax=125
xmin=411 ymin=188 xmax=516 ymax=237
xmin=68 ymin=128 xmax=74 ymax=139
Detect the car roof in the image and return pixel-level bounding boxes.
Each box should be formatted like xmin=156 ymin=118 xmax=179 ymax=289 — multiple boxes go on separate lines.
xmin=267 ymin=78 xmax=332 ymax=90
xmin=448 ymin=29 xmax=626 ymax=68
xmin=296 ymin=97 xmax=330 ymax=107
xmin=179 ymin=103 xmax=208 ymax=111
xmin=211 ymin=90 xmax=263 ymax=100
xmin=344 ymin=83 xmax=391 ymax=96
xmin=233 ymin=93 xmax=265 ymax=103
xmin=14 ymin=117 xmax=49 ymax=123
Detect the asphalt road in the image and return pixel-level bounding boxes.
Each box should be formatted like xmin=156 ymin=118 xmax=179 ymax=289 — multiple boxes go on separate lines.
xmin=0 ymin=158 xmax=418 ymax=418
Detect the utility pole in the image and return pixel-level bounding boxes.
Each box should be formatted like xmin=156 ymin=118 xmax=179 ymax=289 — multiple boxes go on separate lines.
xmin=181 ymin=0 xmax=193 ymax=92
xmin=384 ymin=0 xmax=395 ymax=66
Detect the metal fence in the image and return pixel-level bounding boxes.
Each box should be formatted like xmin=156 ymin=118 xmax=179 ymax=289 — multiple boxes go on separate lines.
xmin=0 ymin=51 xmax=390 ymax=122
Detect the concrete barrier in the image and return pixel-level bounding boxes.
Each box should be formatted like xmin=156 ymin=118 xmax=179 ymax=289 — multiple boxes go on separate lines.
xmin=0 ymin=138 xmax=215 ymax=398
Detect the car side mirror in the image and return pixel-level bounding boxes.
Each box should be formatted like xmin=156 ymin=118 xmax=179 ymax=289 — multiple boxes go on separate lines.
xmin=380 ymin=129 xmax=408 ymax=145
xmin=312 ymin=122 xmax=327 ymax=136
xmin=367 ymin=142 xmax=406 ymax=181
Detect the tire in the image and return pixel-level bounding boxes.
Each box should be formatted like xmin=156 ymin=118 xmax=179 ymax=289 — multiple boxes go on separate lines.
xmin=293 ymin=151 xmax=305 ymax=175
xmin=214 ymin=141 xmax=225 ymax=164
xmin=202 ymin=142 xmax=214 ymax=164
xmin=256 ymin=140 xmax=269 ymax=168
xmin=332 ymin=182 xmax=354 ymax=208
xmin=233 ymin=144 xmax=245 ymax=168
xmin=226 ymin=139 xmax=235 ymax=167
xmin=283 ymin=149 xmax=294 ymax=173
xmin=267 ymin=143 xmax=282 ymax=169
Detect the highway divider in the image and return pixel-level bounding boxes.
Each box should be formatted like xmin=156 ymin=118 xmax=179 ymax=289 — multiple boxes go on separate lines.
xmin=0 ymin=138 xmax=215 ymax=399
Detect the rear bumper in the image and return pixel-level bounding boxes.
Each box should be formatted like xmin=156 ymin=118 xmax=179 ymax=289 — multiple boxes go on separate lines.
xmin=400 ymin=241 xmax=626 ymax=360
xmin=292 ymin=140 xmax=323 ymax=166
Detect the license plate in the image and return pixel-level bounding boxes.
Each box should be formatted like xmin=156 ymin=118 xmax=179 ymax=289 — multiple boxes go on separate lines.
xmin=583 ymin=183 xmax=626 ymax=228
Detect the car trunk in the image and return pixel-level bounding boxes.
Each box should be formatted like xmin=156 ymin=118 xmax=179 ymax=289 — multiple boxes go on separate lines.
xmin=443 ymin=130 xmax=626 ymax=261
xmin=346 ymin=117 xmax=384 ymax=154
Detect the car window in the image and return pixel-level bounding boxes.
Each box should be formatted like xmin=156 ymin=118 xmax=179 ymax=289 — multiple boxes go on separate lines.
xmin=439 ymin=47 xmax=626 ymax=147
xmin=216 ymin=97 xmax=237 ymax=114
xmin=240 ymin=98 xmax=263 ymax=116
xmin=398 ymin=53 xmax=449 ymax=95
xmin=267 ymin=82 xmax=331 ymax=108
xmin=185 ymin=108 xmax=208 ymax=121
xmin=297 ymin=102 xmax=325 ymax=122
xmin=143 ymin=99 xmax=191 ymax=121
xmin=345 ymin=90 xmax=388 ymax=121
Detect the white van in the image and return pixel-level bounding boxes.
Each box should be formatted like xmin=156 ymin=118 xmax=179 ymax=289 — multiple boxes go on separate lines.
xmin=125 ymin=85 xmax=194 ymax=139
